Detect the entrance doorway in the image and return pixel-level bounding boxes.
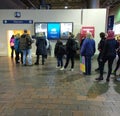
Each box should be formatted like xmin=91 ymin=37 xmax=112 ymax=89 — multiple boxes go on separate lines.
xmin=7 ymin=30 xmax=30 ymax=56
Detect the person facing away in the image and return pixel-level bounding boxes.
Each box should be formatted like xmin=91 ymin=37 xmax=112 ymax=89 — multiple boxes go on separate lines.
xmin=10 ymin=35 xmax=15 ymax=58
xmin=112 ymin=37 xmax=120 ymax=77
xmin=19 ymin=30 xmax=33 ymax=66
xmin=60 ymin=32 xmax=76 ymax=71
xmin=80 ymin=32 xmax=96 ymax=75
xmin=95 ymin=30 xmax=119 ymax=82
xmin=54 ymin=39 xmax=65 ymax=69
xmin=34 ymin=32 xmax=47 ymax=65
xmin=95 ymin=32 xmax=106 ymax=72
xmin=14 ymin=33 xmax=23 ymax=64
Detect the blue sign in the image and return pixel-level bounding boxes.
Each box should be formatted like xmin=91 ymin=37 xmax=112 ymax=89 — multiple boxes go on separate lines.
xmin=47 ymin=23 xmax=60 ymax=39
xmin=107 ymin=15 xmax=114 ymax=30
xmin=3 ymin=20 xmax=33 ymax=24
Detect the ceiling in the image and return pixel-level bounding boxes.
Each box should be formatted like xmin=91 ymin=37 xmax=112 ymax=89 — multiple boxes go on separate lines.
xmin=0 ymin=0 xmax=120 ymax=9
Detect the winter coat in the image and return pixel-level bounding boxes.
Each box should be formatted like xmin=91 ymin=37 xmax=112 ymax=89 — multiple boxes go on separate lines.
xmin=101 ymin=39 xmax=119 ymax=59
xmin=80 ymin=38 xmax=96 ymax=56
xmin=101 ymin=30 xmax=119 ymax=59
xmin=35 ymin=37 xmax=47 ymax=55
xmin=54 ymin=41 xmax=65 ymax=57
xmin=14 ymin=38 xmax=20 ymax=52
xmin=19 ymin=34 xmax=32 ymax=50
xmin=66 ymin=38 xmax=76 ymax=55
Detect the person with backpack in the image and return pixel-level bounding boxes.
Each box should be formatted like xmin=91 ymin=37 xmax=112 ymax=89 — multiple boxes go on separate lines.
xmin=19 ymin=30 xmax=33 ymax=66
xmin=60 ymin=32 xmax=76 ymax=71
xmin=54 ymin=39 xmax=65 ymax=69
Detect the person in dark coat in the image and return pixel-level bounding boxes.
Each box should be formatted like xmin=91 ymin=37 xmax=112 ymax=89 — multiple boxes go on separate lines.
xmin=80 ymin=32 xmax=96 ymax=75
xmin=95 ymin=32 xmax=106 ymax=72
xmin=95 ymin=30 xmax=119 ymax=82
xmin=34 ymin=32 xmax=47 ymax=65
xmin=60 ymin=32 xmax=76 ymax=71
xmin=54 ymin=40 xmax=65 ymax=68
xmin=112 ymin=37 xmax=120 ymax=76
xmin=19 ymin=30 xmax=33 ymax=66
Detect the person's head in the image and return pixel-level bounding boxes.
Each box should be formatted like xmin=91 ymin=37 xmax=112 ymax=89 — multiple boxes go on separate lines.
xmin=24 ymin=29 xmax=27 ymax=33
xmin=15 ymin=33 xmax=20 ymax=39
xmin=86 ymin=32 xmax=93 ymax=39
xmin=68 ymin=32 xmax=74 ymax=38
xmin=99 ymin=32 xmax=105 ymax=39
xmin=107 ymin=30 xmax=115 ymax=39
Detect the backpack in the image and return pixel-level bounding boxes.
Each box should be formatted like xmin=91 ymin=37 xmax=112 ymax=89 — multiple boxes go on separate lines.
xmin=72 ymin=40 xmax=79 ymax=52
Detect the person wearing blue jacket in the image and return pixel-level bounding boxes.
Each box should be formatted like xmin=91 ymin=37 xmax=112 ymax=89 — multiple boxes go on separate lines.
xmin=80 ymin=32 xmax=96 ymax=75
xmin=14 ymin=33 xmax=23 ymax=64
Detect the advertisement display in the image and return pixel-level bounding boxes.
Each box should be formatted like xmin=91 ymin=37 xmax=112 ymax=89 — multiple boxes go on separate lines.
xmin=80 ymin=26 xmax=95 ymax=41
xmin=34 ymin=23 xmax=47 ymax=37
xmin=34 ymin=22 xmax=73 ymax=39
xmin=61 ymin=22 xmax=73 ymax=39
xmin=47 ymin=23 xmax=60 ymax=40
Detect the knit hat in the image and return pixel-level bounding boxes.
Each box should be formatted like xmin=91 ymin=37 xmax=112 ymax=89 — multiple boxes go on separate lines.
xmin=107 ymin=30 xmax=115 ymax=39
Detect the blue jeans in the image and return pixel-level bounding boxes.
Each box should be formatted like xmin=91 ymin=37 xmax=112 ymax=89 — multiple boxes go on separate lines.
xmin=57 ymin=56 xmax=63 ymax=67
xmin=22 ymin=49 xmax=32 ymax=65
xmin=85 ymin=56 xmax=92 ymax=75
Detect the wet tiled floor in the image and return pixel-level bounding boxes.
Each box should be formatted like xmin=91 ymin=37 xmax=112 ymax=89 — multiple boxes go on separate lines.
xmin=0 ymin=56 xmax=120 ymax=116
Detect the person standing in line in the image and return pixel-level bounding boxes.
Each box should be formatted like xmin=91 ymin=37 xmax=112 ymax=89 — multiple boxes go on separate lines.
xmin=10 ymin=35 xmax=15 ymax=58
xmin=112 ymin=37 xmax=120 ymax=76
xmin=95 ymin=30 xmax=119 ymax=82
xmin=54 ymin=39 xmax=65 ymax=69
xmin=14 ymin=33 xmax=23 ymax=64
xmin=60 ymin=32 xmax=76 ymax=71
xmin=19 ymin=30 xmax=33 ymax=66
xmin=80 ymin=32 xmax=96 ymax=75
xmin=95 ymin=32 xmax=106 ymax=72
xmin=34 ymin=32 xmax=47 ymax=65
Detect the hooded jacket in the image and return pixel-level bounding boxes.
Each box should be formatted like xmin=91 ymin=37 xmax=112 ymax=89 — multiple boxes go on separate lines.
xmin=102 ymin=30 xmax=119 ymax=59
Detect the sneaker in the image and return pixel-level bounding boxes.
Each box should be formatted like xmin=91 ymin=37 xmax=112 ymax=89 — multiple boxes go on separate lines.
xmin=95 ymin=68 xmax=100 ymax=72
xmin=71 ymin=68 xmax=74 ymax=71
xmin=60 ymin=67 xmax=65 ymax=70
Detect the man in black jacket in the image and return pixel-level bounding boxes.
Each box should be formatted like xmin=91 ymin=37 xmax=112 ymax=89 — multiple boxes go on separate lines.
xmin=95 ymin=32 xmax=106 ymax=72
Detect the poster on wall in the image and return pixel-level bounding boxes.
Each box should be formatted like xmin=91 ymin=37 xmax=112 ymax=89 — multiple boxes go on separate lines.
xmin=80 ymin=26 xmax=95 ymax=41
xmin=60 ymin=22 xmax=73 ymax=39
xmin=47 ymin=23 xmax=60 ymax=40
xmin=34 ymin=23 xmax=47 ymax=37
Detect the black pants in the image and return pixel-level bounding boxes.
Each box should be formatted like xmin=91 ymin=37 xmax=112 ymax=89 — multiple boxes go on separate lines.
xmin=11 ymin=46 xmax=15 ymax=58
xmin=36 ymin=55 xmax=45 ymax=65
xmin=15 ymin=50 xmax=23 ymax=63
xmin=97 ymin=52 xmax=102 ymax=69
xmin=64 ymin=54 xmax=75 ymax=69
xmin=100 ymin=56 xmax=115 ymax=79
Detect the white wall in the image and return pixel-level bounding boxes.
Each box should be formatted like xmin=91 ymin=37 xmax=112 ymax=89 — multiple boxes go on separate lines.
xmin=0 ymin=9 xmax=106 ymax=56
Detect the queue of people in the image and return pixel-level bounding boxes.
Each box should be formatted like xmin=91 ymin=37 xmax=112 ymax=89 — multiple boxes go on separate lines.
xmin=10 ymin=30 xmax=120 ymax=82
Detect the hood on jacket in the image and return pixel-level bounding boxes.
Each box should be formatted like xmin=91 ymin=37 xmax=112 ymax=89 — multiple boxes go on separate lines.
xmin=107 ymin=30 xmax=115 ymax=39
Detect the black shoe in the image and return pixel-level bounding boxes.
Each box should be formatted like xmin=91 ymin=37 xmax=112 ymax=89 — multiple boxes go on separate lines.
xmin=34 ymin=62 xmax=39 ymax=65
xmin=106 ymin=78 xmax=110 ymax=82
xmin=95 ymin=77 xmax=103 ymax=81
xmin=95 ymin=68 xmax=100 ymax=72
